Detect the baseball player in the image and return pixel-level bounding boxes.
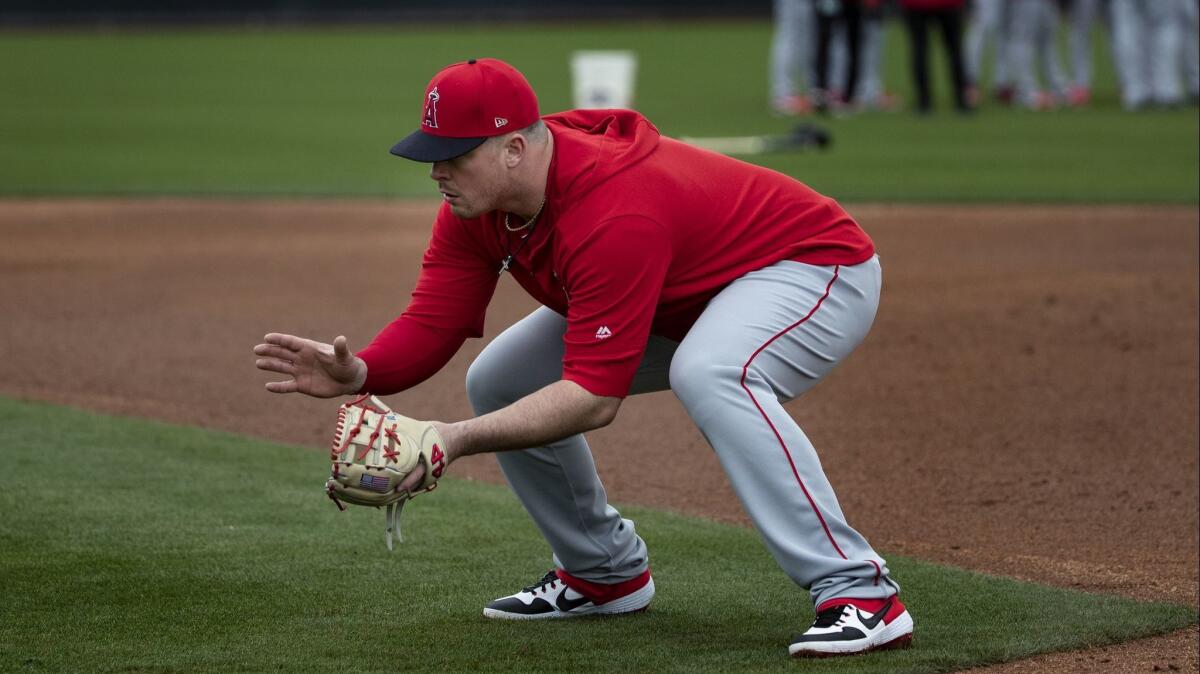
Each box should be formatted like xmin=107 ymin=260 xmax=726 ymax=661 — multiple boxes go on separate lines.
xmin=1183 ymin=0 xmax=1200 ymax=103
xmin=254 ymin=58 xmax=911 ymax=658
xmin=827 ymin=1 xmax=901 ymax=112
xmin=1009 ymin=0 xmax=1070 ymax=110
xmin=1110 ymin=0 xmax=1185 ymax=109
xmin=901 ymin=0 xmax=972 ymax=114
xmin=965 ymin=0 xmax=1014 ymax=104
xmin=770 ymin=0 xmax=819 ymax=115
xmin=1065 ymin=0 xmax=1104 ymax=106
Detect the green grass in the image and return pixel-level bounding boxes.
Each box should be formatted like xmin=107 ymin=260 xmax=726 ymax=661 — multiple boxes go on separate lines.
xmin=0 ymin=397 xmax=1194 ymax=673
xmin=0 ymin=22 xmax=1196 ymax=202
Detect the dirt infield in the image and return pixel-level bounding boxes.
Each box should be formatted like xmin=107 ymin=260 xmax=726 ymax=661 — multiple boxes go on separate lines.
xmin=1 ymin=199 xmax=1196 ymax=671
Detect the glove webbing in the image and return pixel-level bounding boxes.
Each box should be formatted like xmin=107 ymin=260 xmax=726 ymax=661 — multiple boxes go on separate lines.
xmin=327 ymin=394 xmax=392 ymax=511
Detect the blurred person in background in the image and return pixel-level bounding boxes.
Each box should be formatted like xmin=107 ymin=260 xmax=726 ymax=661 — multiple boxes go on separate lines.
xmin=965 ymin=0 xmax=1014 ymax=105
xmin=1180 ymin=0 xmax=1199 ymax=104
xmin=1109 ymin=0 xmax=1184 ymax=109
xmin=856 ymin=0 xmax=904 ymax=110
xmin=813 ymin=0 xmax=863 ymax=113
xmin=1009 ymin=0 xmax=1070 ymax=110
xmin=900 ymin=0 xmax=971 ymax=114
xmin=771 ymin=0 xmax=819 ymax=115
xmin=1065 ymin=0 xmax=1105 ymax=106
xmin=825 ymin=0 xmax=902 ymax=112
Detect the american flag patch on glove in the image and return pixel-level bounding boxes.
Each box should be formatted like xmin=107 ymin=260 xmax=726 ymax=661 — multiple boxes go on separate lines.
xmin=358 ymin=473 xmax=391 ymax=493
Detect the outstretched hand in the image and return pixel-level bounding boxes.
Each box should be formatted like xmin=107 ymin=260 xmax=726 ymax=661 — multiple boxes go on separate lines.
xmin=254 ymin=333 xmax=367 ymax=398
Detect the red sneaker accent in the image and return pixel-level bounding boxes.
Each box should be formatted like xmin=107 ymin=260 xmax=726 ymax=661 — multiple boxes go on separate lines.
xmin=772 ymin=94 xmax=813 ymax=116
xmin=555 ymin=568 xmax=652 ymax=606
xmin=817 ymin=596 xmax=907 ymax=623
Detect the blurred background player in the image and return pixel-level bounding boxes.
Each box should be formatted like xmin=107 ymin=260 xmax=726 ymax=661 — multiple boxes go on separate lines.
xmin=965 ymin=0 xmax=1014 ymax=105
xmin=1109 ymin=0 xmax=1184 ymax=110
xmin=813 ymin=0 xmax=863 ymax=113
xmin=834 ymin=0 xmax=903 ymax=111
xmin=1179 ymin=0 xmax=1199 ymax=104
xmin=771 ymin=0 xmax=818 ymax=114
xmin=1009 ymin=0 xmax=1070 ymax=110
xmin=1065 ymin=0 xmax=1104 ymax=107
xmin=900 ymin=0 xmax=971 ymax=114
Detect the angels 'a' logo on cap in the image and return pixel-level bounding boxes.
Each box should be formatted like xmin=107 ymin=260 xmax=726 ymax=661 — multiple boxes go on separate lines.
xmin=423 ymin=86 xmax=440 ymax=129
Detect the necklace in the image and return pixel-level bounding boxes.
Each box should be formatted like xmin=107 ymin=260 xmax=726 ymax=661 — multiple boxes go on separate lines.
xmin=504 ymin=197 xmax=546 ymax=232
xmin=498 ymin=197 xmax=547 ymax=275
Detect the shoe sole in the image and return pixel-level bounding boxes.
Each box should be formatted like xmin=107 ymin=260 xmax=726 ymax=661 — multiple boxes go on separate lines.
xmin=482 ymin=577 xmax=655 ymax=621
xmin=789 ymin=610 xmax=914 ymax=657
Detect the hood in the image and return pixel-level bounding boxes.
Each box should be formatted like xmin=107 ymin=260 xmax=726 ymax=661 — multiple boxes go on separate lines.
xmin=542 ymin=109 xmax=661 ymax=202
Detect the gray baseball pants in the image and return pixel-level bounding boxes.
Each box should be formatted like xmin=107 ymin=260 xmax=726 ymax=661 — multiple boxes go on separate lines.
xmin=1010 ymin=0 xmax=1069 ymax=107
xmin=466 ymin=256 xmax=899 ymax=608
xmin=966 ymin=0 xmax=1012 ymax=88
xmin=1110 ymin=0 xmax=1184 ymax=107
xmin=1180 ymin=0 xmax=1199 ymax=98
xmin=770 ymin=0 xmax=817 ymax=101
xmin=1067 ymin=0 xmax=1102 ymax=91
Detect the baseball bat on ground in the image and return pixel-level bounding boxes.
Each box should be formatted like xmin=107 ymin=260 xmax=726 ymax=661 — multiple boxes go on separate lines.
xmin=679 ymin=123 xmax=832 ymax=156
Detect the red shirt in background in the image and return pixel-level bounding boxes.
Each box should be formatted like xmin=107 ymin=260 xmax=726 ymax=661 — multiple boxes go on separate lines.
xmin=359 ymin=109 xmax=873 ymax=398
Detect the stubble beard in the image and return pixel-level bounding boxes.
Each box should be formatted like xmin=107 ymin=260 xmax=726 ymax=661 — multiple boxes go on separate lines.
xmin=450 ymin=184 xmax=504 ymax=220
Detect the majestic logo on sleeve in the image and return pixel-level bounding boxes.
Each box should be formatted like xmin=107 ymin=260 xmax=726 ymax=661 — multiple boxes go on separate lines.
xmin=423 ymin=87 xmax=440 ymax=129
xmin=594 ymin=326 xmax=613 ymax=340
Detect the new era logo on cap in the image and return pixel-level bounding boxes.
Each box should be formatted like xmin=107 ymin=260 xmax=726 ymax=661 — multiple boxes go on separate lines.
xmin=390 ymin=58 xmax=540 ymax=163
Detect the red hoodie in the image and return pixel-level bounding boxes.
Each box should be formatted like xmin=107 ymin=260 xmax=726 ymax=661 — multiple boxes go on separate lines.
xmin=358 ymin=109 xmax=873 ymax=398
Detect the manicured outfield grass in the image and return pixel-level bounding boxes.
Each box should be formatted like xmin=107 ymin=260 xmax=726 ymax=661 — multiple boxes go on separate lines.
xmin=0 ymin=397 xmax=1194 ymax=673
xmin=0 ymin=22 xmax=1196 ymax=203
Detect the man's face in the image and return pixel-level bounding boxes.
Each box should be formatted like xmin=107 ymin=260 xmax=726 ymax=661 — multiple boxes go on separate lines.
xmin=429 ymin=139 xmax=506 ymax=219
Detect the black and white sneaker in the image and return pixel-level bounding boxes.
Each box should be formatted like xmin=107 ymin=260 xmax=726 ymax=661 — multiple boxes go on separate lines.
xmin=788 ymin=596 xmax=914 ymax=657
xmin=482 ymin=569 xmax=654 ymax=620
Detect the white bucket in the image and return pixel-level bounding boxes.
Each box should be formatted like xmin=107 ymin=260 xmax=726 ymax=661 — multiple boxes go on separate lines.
xmin=570 ymin=50 xmax=638 ymax=109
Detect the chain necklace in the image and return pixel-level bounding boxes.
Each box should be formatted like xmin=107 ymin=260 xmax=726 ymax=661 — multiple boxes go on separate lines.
xmin=498 ymin=198 xmax=546 ymax=275
xmin=504 ymin=197 xmax=546 ymax=232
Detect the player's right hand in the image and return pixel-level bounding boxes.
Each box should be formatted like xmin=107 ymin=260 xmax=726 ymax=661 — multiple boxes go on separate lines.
xmin=254 ymin=333 xmax=367 ymax=398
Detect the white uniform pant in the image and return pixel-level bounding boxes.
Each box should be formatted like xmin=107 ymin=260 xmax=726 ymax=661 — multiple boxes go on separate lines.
xmin=1010 ymin=0 xmax=1069 ymax=106
xmin=771 ymin=0 xmax=817 ymax=101
xmin=1181 ymin=0 xmax=1200 ymax=98
xmin=1067 ymin=0 xmax=1102 ymax=90
xmin=966 ymin=0 xmax=1012 ymax=88
xmin=1110 ymin=0 xmax=1184 ymax=107
xmin=466 ymin=256 xmax=899 ymax=608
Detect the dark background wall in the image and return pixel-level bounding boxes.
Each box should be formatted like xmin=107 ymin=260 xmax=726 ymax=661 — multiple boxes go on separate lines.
xmin=0 ymin=0 xmax=773 ymax=24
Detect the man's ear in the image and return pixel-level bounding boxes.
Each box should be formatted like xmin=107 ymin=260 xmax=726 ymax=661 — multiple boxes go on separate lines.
xmin=502 ymin=133 xmax=527 ymax=169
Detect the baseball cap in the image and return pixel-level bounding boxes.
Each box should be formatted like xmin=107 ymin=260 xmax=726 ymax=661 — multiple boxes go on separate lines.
xmin=390 ymin=58 xmax=540 ymax=163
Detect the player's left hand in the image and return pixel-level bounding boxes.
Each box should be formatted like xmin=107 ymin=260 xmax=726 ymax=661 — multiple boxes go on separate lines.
xmin=397 ymin=421 xmax=455 ymax=492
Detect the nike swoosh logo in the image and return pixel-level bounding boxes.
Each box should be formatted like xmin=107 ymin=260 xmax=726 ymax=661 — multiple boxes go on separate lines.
xmin=555 ymin=588 xmax=593 ymax=613
xmin=856 ymin=599 xmax=893 ymax=630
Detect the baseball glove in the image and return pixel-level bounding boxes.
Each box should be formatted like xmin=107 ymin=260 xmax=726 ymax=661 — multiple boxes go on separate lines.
xmin=325 ymin=394 xmax=447 ymax=551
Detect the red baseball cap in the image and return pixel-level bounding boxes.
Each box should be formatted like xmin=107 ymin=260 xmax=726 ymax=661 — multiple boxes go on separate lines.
xmin=390 ymin=58 xmax=540 ymax=163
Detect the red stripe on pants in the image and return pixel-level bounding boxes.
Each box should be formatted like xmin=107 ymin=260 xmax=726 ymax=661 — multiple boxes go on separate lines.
xmin=738 ymin=265 xmax=847 ymax=559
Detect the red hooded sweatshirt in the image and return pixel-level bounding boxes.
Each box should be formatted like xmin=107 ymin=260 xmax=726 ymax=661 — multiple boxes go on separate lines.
xmin=358 ymin=110 xmax=873 ymax=398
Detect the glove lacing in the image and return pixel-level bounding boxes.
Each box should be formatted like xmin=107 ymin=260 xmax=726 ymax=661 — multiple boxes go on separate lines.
xmin=385 ymin=499 xmax=406 ymax=551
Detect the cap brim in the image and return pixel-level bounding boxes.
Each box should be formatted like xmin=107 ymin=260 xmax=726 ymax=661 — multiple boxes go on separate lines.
xmin=389 ymin=129 xmax=487 ymax=162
